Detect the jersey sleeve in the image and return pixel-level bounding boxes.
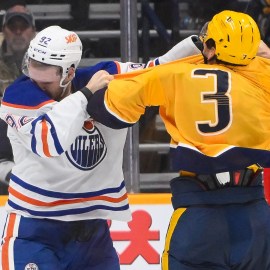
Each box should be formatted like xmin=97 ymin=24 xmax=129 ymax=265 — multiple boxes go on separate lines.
xmin=73 ymin=60 xmax=152 ymax=90
xmin=0 ymin=77 xmax=89 ymax=157
xmin=73 ymin=61 xmax=119 ymax=89
xmin=152 ymin=35 xmax=202 ymax=65
xmin=87 ymin=65 xmax=167 ymax=128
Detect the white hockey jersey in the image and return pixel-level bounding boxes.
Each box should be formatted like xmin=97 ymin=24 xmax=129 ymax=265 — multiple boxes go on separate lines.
xmin=0 ymin=61 xmax=156 ymax=222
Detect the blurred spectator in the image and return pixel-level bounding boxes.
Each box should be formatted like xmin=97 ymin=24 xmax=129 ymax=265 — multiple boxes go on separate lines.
xmin=0 ymin=2 xmax=36 ymax=194
xmin=253 ymin=0 xmax=270 ymax=46
xmin=71 ymin=0 xmax=89 ymax=30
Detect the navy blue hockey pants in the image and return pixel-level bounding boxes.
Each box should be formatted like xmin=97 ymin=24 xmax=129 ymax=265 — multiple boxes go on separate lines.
xmin=162 ymin=199 xmax=270 ymax=270
xmin=1 ymin=214 xmax=119 ymax=270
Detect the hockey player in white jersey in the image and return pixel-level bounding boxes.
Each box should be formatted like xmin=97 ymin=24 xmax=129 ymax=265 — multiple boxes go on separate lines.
xmin=0 ymin=25 xmax=201 ymax=270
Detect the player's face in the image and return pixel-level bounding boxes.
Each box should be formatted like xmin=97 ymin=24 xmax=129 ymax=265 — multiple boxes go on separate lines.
xmin=34 ymin=80 xmax=63 ymax=100
xmin=199 ymin=22 xmax=212 ymax=63
xmin=28 ymin=60 xmax=64 ymax=100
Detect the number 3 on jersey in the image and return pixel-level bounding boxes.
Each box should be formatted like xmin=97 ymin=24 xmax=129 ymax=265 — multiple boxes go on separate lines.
xmin=192 ymin=69 xmax=232 ymax=135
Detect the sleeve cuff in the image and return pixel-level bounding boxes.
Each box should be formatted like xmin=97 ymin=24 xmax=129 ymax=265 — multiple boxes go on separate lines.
xmin=79 ymin=87 xmax=94 ymax=101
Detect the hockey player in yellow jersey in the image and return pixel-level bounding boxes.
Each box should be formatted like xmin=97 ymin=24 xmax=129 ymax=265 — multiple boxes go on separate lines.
xmin=85 ymin=10 xmax=270 ymax=270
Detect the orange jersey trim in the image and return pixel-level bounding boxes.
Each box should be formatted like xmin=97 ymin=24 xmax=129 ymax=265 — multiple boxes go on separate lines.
xmin=1 ymin=99 xmax=54 ymax=110
xmin=9 ymin=187 xmax=128 ymax=206
xmin=2 ymin=213 xmax=16 ymax=270
xmin=41 ymin=119 xmax=51 ymax=157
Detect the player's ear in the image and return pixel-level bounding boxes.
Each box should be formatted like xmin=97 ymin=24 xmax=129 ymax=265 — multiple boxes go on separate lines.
xmin=208 ymin=47 xmax=216 ymax=61
xmin=67 ymin=66 xmax=76 ymax=80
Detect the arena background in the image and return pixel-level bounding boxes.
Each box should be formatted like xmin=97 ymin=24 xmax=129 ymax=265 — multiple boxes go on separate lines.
xmin=1 ymin=1 xmax=270 ymax=268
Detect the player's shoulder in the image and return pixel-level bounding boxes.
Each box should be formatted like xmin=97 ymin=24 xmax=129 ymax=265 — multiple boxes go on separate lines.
xmin=73 ymin=61 xmax=119 ymax=90
xmin=2 ymin=75 xmax=53 ymax=109
xmin=76 ymin=61 xmax=119 ymax=76
xmin=153 ymin=58 xmax=202 ymax=77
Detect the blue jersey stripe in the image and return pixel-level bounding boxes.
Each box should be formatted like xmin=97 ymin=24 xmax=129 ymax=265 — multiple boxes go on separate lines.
xmin=30 ymin=114 xmax=64 ymax=155
xmin=43 ymin=114 xmax=63 ymax=155
xmin=7 ymin=200 xmax=130 ymax=217
xmin=11 ymin=174 xmax=126 ymax=199
xmin=30 ymin=122 xmax=38 ymax=155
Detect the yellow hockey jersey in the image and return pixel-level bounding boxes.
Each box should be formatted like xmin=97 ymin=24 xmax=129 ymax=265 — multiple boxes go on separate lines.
xmin=88 ymin=55 xmax=270 ymax=174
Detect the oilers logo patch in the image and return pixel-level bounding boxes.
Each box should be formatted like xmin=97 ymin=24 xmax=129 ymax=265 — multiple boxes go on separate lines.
xmin=66 ymin=121 xmax=107 ymax=170
xmin=24 ymin=263 xmax=39 ymax=270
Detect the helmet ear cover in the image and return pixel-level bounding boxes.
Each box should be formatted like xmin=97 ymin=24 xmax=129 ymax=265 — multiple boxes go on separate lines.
xmin=200 ymin=10 xmax=261 ymax=65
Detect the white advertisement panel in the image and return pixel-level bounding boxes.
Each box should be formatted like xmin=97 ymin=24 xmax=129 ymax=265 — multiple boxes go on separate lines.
xmin=0 ymin=194 xmax=173 ymax=270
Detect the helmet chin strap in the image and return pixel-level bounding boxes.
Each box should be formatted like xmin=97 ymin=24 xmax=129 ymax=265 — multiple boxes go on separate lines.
xmin=60 ymin=79 xmax=71 ymax=97
xmin=59 ymin=72 xmax=75 ymax=97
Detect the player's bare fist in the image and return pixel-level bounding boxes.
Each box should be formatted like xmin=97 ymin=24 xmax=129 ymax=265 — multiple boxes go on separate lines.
xmin=86 ymin=70 xmax=114 ymax=93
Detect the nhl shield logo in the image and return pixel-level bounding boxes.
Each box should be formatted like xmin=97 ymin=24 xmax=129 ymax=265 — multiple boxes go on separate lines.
xmin=66 ymin=124 xmax=107 ymax=170
xmin=24 ymin=263 xmax=39 ymax=270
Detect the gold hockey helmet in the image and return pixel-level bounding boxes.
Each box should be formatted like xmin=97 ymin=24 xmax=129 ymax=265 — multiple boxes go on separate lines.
xmin=200 ymin=10 xmax=261 ymax=65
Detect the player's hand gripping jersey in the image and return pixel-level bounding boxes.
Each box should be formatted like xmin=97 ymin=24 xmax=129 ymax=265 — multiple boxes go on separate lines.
xmin=88 ymin=55 xmax=270 ymax=174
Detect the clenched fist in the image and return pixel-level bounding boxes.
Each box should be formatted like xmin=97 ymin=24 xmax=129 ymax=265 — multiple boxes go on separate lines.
xmin=86 ymin=70 xmax=114 ymax=93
